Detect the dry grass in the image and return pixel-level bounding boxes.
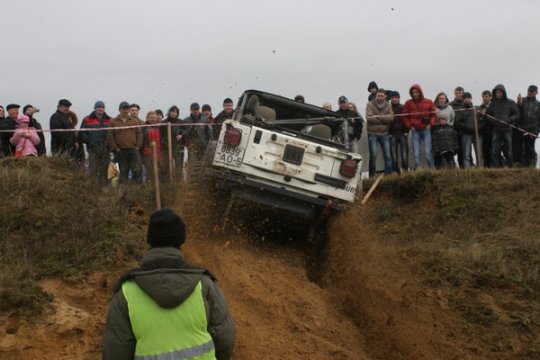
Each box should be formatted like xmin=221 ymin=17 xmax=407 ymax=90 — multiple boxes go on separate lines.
xmin=0 ymin=156 xmax=159 ymax=314
xmin=359 ymin=169 xmax=540 ymax=356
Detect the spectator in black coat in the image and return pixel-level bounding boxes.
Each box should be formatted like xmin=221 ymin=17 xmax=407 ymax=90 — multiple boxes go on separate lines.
xmin=487 ymin=84 xmax=520 ymax=167
xmin=50 ymin=99 xmax=78 ymax=158
xmin=0 ymin=104 xmax=19 ymax=156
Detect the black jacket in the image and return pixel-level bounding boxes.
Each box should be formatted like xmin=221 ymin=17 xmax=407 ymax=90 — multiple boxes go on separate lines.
xmin=0 ymin=116 xmax=17 ymax=156
xmin=487 ymin=84 xmax=520 ymax=132
xmin=389 ymin=103 xmax=407 ymax=136
xmin=50 ymin=110 xmax=76 ymax=154
xmin=336 ymin=108 xmax=363 ymax=140
xmin=432 ymin=125 xmax=459 ymax=155
xmin=454 ymin=104 xmax=484 ymax=135
xmin=213 ymin=110 xmax=234 ymax=140
xmin=518 ymin=96 xmax=540 ymax=134
xmin=28 ymin=117 xmax=46 ymax=156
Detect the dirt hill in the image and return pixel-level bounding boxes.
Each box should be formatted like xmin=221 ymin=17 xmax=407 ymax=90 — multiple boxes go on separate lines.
xmin=0 ymin=159 xmax=538 ymax=359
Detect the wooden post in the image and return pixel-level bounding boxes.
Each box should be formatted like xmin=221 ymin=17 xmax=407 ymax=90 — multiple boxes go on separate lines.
xmin=151 ymin=141 xmax=161 ymax=210
xmin=473 ymin=107 xmax=484 ymax=168
xmin=167 ymin=122 xmax=174 ymax=182
xmin=362 ymin=174 xmax=384 ymax=205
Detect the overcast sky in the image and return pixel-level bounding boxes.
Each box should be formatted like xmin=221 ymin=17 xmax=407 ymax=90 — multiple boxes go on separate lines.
xmin=2 ymin=0 xmax=537 ymax=124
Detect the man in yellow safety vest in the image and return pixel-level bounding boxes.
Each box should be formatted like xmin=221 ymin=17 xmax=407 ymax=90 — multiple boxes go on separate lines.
xmin=102 ymin=208 xmax=235 ymax=360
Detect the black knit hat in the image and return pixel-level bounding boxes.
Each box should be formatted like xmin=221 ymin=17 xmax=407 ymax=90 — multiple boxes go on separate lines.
xmin=147 ymin=208 xmax=186 ymax=248
xmin=368 ymin=81 xmax=378 ymax=92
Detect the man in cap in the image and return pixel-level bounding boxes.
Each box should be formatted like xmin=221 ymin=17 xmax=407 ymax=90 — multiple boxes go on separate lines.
xmin=102 ymin=208 xmax=235 ymax=360
xmin=0 ymin=104 xmax=20 ymax=156
xmin=515 ymin=85 xmax=540 ymax=167
xmin=182 ymin=102 xmax=212 ymax=161
xmin=336 ymin=96 xmax=363 ymax=153
xmin=23 ymin=105 xmax=46 ymax=156
xmin=213 ymin=98 xmax=235 ymax=140
xmin=80 ymin=101 xmax=112 ymax=185
xmin=50 ymin=99 xmax=78 ymax=157
xmin=107 ymin=101 xmax=143 ymax=183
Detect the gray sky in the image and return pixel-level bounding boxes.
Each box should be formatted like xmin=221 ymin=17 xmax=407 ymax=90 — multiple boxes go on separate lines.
xmin=2 ymin=0 xmax=537 ymax=124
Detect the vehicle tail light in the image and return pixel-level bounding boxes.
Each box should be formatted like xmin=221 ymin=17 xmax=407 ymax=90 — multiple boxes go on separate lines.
xmin=224 ymin=127 xmax=242 ymax=146
xmin=339 ymin=159 xmax=357 ymax=178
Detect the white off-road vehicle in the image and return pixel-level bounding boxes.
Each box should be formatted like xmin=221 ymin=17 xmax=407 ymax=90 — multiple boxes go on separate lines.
xmin=204 ymin=90 xmax=362 ymax=228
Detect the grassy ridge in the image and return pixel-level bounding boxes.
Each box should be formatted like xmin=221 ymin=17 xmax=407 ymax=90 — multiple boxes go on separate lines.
xmin=0 ymin=157 xmax=149 ymax=314
xmin=362 ymin=169 xmax=540 ymax=355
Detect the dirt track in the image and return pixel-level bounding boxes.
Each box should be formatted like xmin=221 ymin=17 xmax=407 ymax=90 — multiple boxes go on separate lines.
xmin=0 ymin=190 xmax=532 ymax=359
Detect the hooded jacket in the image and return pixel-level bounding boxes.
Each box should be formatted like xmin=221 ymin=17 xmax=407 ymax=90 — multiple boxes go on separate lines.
xmin=402 ymin=84 xmax=436 ymax=130
xmin=102 ymin=247 xmax=235 ymax=360
xmin=10 ymin=126 xmax=40 ymax=156
xmin=487 ymin=84 xmax=520 ymax=132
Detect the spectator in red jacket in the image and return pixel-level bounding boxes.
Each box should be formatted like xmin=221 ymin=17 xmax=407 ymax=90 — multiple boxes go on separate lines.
xmin=402 ymin=84 xmax=436 ymax=169
xmin=143 ymin=111 xmax=163 ymax=183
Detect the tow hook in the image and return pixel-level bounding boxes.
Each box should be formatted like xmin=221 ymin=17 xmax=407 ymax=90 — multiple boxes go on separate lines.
xmin=323 ymin=199 xmax=333 ymax=215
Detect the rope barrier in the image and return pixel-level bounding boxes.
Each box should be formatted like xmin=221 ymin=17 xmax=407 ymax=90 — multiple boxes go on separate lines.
xmin=0 ymin=108 xmax=537 ymax=139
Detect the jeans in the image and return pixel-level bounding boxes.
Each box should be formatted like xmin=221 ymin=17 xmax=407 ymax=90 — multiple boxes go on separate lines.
xmin=412 ymin=128 xmax=434 ymax=169
xmin=368 ymin=134 xmax=392 ymax=177
xmin=461 ymin=133 xmax=481 ymax=169
xmin=117 ymin=148 xmax=142 ymax=183
xmin=491 ymin=130 xmax=513 ymax=167
xmin=390 ymin=134 xmax=408 ymax=173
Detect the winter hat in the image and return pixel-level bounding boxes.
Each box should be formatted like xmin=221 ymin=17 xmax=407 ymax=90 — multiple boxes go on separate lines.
xmin=338 ymin=95 xmax=348 ymax=103
xmin=368 ymin=81 xmax=378 ymax=92
xmin=391 ymin=91 xmax=400 ymax=99
xmin=147 ymin=208 xmax=186 ymax=248
xmin=202 ymin=104 xmax=212 ymax=112
xmin=190 ymin=102 xmax=200 ymax=110
xmin=119 ymin=101 xmax=130 ymax=110
xmin=463 ymin=92 xmax=472 ymax=99
xmin=58 ymin=99 xmax=72 ymax=107
xmin=17 ymin=115 xmax=30 ymax=124
xmin=6 ymin=104 xmax=20 ymax=111
xmin=94 ymin=100 xmax=105 ymax=109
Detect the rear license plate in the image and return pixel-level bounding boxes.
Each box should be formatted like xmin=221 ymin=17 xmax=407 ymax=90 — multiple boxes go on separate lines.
xmin=215 ymin=143 xmax=245 ymax=167
xmin=283 ymin=144 xmax=305 ymax=165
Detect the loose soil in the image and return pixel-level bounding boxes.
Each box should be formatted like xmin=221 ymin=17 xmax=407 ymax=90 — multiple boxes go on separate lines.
xmin=1 ymin=169 xmax=539 ymax=359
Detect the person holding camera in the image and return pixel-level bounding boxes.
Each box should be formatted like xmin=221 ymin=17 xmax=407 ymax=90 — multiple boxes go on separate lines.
xmin=402 ymin=84 xmax=436 ymax=169
xmin=23 ymin=105 xmax=46 ymax=156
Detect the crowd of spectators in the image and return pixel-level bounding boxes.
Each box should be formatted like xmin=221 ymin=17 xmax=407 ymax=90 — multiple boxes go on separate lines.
xmin=0 ymin=83 xmax=538 ymax=186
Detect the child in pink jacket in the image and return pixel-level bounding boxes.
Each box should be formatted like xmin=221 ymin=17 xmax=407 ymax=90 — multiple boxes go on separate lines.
xmin=10 ymin=115 xmax=41 ymax=157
